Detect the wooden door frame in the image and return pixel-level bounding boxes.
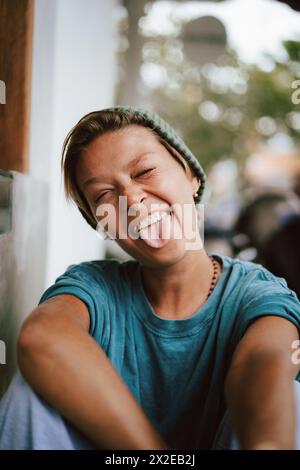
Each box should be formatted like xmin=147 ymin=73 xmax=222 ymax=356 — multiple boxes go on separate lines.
xmin=0 ymin=0 xmax=34 ymax=172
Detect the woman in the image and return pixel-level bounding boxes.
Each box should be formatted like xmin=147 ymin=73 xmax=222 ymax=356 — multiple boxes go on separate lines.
xmin=0 ymin=106 xmax=300 ymax=450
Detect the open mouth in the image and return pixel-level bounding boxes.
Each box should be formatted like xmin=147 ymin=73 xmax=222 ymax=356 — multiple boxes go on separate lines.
xmin=133 ymin=210 xmax=174 ymax=249
xmin=135 ymin=210 xmax=171 ymax=233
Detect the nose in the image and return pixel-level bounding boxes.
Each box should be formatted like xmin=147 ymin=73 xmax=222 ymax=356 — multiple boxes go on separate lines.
xmin=120 ymin=185 xmax=147 ymax=216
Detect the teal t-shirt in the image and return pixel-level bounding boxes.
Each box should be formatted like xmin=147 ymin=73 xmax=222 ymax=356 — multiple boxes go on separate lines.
xmin=38 ymin=253 xmax=300 ymax=449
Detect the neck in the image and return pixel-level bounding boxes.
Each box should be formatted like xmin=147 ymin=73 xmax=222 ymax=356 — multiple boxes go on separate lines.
xmin=140 ymin=249 xmax=219 ymax=320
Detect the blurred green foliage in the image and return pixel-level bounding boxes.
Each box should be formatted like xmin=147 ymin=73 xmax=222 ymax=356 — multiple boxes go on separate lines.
xmin=140 ymin=37 xmax=300 ymax=175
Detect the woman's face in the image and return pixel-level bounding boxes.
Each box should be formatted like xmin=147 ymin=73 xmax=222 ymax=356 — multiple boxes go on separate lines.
xmin=76 ymin=125 xmax=202 ymax=268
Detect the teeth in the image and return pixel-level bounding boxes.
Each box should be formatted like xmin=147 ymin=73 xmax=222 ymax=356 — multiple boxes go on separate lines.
xmin=136 ymin=211 xmax=169 ymax=233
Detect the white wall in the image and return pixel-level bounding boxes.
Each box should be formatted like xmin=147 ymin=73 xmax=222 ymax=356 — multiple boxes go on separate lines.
xmin=0 ymin=170 xmax=48 ymax=396
xmin=1 ymin=0 xmax=117 ymax=394
xmin=29 ymin=0 xmax=117 ymax=287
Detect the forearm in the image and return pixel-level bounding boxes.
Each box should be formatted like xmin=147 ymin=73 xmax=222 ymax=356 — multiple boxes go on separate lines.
xmin=17 ymin=319 xmax=168 ymax=450
xmin=225 ymin=351 xmax=296 ymax=449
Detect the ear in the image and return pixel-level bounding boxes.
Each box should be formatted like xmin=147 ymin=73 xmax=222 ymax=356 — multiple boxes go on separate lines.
xmin=192 ymin=175 xmax=201 ymax=195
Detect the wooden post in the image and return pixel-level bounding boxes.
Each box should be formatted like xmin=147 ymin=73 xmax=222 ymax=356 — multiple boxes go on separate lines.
xmin=0 ymin=0 xmax=34 ymax=172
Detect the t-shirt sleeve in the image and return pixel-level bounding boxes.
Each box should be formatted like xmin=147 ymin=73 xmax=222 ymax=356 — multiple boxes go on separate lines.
xmin=232 ymin=267 xmax=300 ymax=345
xmin=38 ymin=263 xmax=108 ymax=345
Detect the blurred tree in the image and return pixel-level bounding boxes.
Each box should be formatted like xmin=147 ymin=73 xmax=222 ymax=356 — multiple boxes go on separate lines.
xmin=133 ymin=27 xmax=300 ymax=178
xmin=111 ymin=4 xmax=300 ymax=259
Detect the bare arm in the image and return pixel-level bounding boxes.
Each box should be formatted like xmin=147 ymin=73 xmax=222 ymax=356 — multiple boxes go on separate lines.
xmin=225 ymin=316 xmax=300 ymax=450
xmin=17 ymin=294 xmax=169 ymax=450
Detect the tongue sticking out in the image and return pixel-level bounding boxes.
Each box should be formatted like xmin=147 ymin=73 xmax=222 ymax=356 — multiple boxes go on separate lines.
xmin=139 ymin=213 xmax=172 ymax=249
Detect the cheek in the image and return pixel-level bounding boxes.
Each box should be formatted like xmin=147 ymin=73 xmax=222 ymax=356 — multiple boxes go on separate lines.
xmin=162 ymin=171 xmax=192 ymax=200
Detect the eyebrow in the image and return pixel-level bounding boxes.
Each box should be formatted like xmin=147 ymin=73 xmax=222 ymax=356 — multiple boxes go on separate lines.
xmin=127 ymin=153 xmax=153 ymax=170
xmin=82 ymin=175 xmax=102 ymax=188
xmin=82 ymin=153 xmax=154 ymax=188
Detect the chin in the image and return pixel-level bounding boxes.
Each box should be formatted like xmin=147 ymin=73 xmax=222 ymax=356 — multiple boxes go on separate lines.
xmin=119 ymin=238 xmax=188 ymax=267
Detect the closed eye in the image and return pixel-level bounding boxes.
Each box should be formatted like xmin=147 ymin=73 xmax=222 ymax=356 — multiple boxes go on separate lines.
xmin=94 ymin=168 xmax=155 ymax=203
xmin=136 ymin=168 xmax=155 ymax=177
xmin=94 ymin=191 xmax=109 ymax=204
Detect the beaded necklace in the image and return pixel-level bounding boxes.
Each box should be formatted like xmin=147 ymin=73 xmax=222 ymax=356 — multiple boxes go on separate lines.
xmin=207 ymin=255 xmax=221 ymax=299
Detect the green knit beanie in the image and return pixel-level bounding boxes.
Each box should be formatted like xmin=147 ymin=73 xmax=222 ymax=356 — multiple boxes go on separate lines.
xmin=105 ymin=105 xmax=206 ymax=204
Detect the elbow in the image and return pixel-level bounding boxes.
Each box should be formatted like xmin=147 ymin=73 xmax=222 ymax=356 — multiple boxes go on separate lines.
xmin=17 ymin=321 xmax=38 ymax=369
xmin=17 ymin=321 xmax=37 ymax=358
xmin=17 ymin=318 xmax=52 ymax=376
